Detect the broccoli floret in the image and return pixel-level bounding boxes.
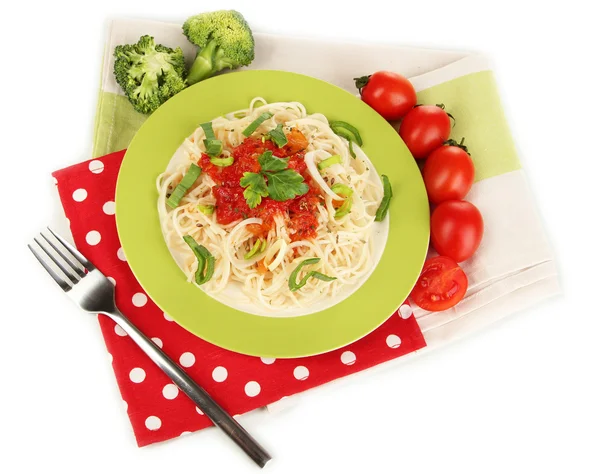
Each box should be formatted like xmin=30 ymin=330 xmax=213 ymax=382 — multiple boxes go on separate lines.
xmin=113 ymin=35 xmax=187 ymax=115
xmin=183 ymin=10 xmax=255 ymax=85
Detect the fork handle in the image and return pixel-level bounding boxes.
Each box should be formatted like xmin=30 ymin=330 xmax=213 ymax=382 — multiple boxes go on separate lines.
xmin=103 ymin=309 xmax=272 ymax=468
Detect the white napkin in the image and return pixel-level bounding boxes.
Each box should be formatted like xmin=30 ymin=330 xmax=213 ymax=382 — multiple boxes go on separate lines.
xmin=85 ymin=18 xmax=560 ymax=372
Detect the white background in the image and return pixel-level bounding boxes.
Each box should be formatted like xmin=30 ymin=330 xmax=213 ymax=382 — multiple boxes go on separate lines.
xmin=2 ymin=1 xmax=599 ymax=473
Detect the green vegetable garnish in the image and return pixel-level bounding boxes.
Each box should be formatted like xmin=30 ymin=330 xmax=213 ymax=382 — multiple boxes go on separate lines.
xmin=205 ymin=139 xmax=223 ymax=157
xmin=182 ymin=235 xmax=215 ymax=285
xmin=317 ymin=154 xmax=342 ymax=171
xmin=331 ymin=183 xmax=354 ymax=218
xmin=375 ymin=174 xmax=393 ymax=222
xmin=258 ymin=151 xmax=288 ymax=171
xmin=244 ymin=239 xmax=265 ymax=259
xmin=240 ymin=172 xmax=269 ymax=208
xmin=330 ymin=120 xmax=362 ymax=158
xmin=200 ymin=122 xmax=216 ymax=140
xmin=265 ymin=124 xmax=288 ymax=148
xmin=210 ymin=156 xmax=234 ymax=167
xmin=198 ymin=204 xmax=214 ymax=215
xmin=233 ymin=111 xmax=247 ymax=119
xmin=183 ymin=10 xmax=255 ymax=85
xmin=264 ymin=170 xmax=309 ymax=202
xmin=243 ymin=112 xmax=273 ymax=137
xmin=166 ymin=164 xmax=202 ymax=208
xmin=288 ymin=258 xmax=336 ymax=292
xmin=331 ymin=183 xmax=353 ymax=197
xmin=329 ymin=121 xmax=363 ymax=146
xmin=113 ymin=35 xmax=187 ymax=115
xmin=200 ymin=122 xmax=222 ymax=156
xmin=240 ymin=152 xmax=308 ymax=207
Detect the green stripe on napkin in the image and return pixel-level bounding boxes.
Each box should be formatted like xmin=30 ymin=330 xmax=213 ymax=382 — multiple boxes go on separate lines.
xmin=417 ymin=70 xmax=521 ymax=182
xmin=93 ymin=92 xmax=147 ymax=158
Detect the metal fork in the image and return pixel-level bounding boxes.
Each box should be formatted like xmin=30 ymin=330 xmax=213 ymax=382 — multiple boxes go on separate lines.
xmin=28 ymin=228 xmax=271 ymax=468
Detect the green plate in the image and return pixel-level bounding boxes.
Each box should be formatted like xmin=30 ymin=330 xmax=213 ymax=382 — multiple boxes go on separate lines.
xmin=115 ymin=70 xmax=429 ymax=358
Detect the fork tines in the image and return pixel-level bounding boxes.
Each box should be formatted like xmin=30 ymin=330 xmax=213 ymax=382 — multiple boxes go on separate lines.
xmin=28 ymin=228 xmax=93 ymax=291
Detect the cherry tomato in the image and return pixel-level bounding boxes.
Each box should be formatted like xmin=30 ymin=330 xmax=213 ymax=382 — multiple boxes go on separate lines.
xmin=431 ymin=200 xmax=484 ymax=262
xmin=410 ymin=256 xmax=468 ymax=311
xmin=355 ymin=71 xmax=417 ymax=121
xmin=399 ymin=105 xmax=452 ymax=159
xmin=423 ymin=142 xmax=475 ymax=204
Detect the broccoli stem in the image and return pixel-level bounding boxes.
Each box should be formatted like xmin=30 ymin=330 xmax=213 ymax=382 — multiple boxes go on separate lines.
xmin=188 ymin=39 xmax=220 ymax=84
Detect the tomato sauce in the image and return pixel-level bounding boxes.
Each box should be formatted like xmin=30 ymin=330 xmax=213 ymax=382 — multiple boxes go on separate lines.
xmin=198 ymin=131 xmax=320 ymax=241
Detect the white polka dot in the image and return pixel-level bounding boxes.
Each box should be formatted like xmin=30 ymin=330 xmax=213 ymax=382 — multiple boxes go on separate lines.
xmin=85 ymin=230 xmax=101 ymax=246
xmin=53 ymin=176 xmax=58 ymax=185
xmin=117 ymin=247 xmax=127 ymax=261
xmin=386 ymin=334 xmax=402 ymax=349
xmin=107 ymin=277 xmax=116 ymax=286
xmin=107 ymin=352 xmax=113 ymax=364
xmin=151 ymin=337 xmax=163 ymax=348
xmin=180 ymin=352 xmax=195 ymax=367
xmin=180 ymin=431 xmax=192 ymax=437
xmin=132 ymin=292 xmax=148 ymax=307
xmin=195 ymin=406 xmax=204 ymax=415
xmin=114 ymin=324 xmax=127 ymax=337
xmin=244 ymin=381 xmax=261 ymax=397
xmin=212 ymin=366 xmax=228 ymax=382
xmin=293 ymin=366 xmax=309 ymax=380
xmin=164 ymin=312 xmax=174 ymax=322
xmin=123 ymin=400 xmax=128 ymax=412
xmin=340 ymin=351 xmax=356 ymax=366
xmin=145 ymin=416 xmax=161 ymax=431
xmin=129 ymin=367 xmax=146 ymax=383
xmin=72 ymin=188 xmax=87 ymax=202
xmin=399 ymin=304 xmax=413 ymax=319
xmin=162 ymin=384 xmax=178 ymax=400
xmin=103 ymin=201 xmax=116 ymax=215
xmin=89 ymin=160 xmax=104 ymax=174
xmin=260 ymin=357 xmax=276 ymax=365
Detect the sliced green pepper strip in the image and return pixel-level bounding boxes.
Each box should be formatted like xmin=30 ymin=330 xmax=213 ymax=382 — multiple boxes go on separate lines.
xmin=210 ymin=156 xmax=234 ymax=167
xmin=166 ymin=164 xmax=202 ymax=209
xmin=266 ymin=124 xmax=288 ymax=148
xmin=244 ymin=239 xmax=264 ymax=260
xmin=198 ymin=204 xmax=214 ymax=215
xmin=334 ymin=198 xmax=353 ymax=219
xmin=242 ymin=112 xmax=274 ymax=137
xmin=375 ymin=174 xmax=393 ymax=222
xmin=260 ymin=239 xmax=267 ymax=253
xmin=317 ymin=154 xmax=342 ymax=171
xmin=329 ymin=121 xmax=363 ymax=146
xmin=288 ymin=258 xmax=337 ymax=292
xmin=332 ymin=126 xmax=357 ymax=158
xmin=182 ymin=235 xmax=215 ymax=285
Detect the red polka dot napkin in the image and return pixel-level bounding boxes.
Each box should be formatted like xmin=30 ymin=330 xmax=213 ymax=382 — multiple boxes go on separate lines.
xmin=52 ymin=149 xmax=427 ymax=447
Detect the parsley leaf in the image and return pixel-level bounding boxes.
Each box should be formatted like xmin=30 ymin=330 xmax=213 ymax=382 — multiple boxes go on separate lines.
xmin=258 ymin=151 xmax=289 ymax=172
xmin=240 ymin=172 xmax=269 ymax=208
xmin=264 ymin=169 xmax=309 ymax=201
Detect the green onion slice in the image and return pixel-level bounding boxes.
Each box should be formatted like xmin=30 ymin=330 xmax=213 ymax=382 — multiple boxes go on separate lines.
xmin=182 ymin=235 xmax=215 ymax=285
xmin=198 ymin=204 xmax=214 ymax=215
xmin=331 ymin=183 xmax=353 ymax=197
xmin=329 ymin=121 xmax=363 ymax=146
xmin=204 ymin=139 xmax=223 ymax=156
xmin=375 ymin=174 xmax=393 ymax=222
xmin=334 ymin=198 xmax=353 ymax=218
xmin=243 ymin=112 xmax=274 ymax=137
xmin=288 ymin=258 xmax=336 ymax=292
xmin=166 ymin=164 xmax=201 ymax=208
xmin=266 ymin=124 xmax=288 ymax=148
xmin=317 ymin=154 xmax=342 ymax=171
xmin=210 ymin=156 xmax=234 ymax=167
xmin=233 ymin=111 xmax=247 ymax=119
xmin=200 ymin=122 xmax=216 ymax=140
xmin=244 ymin=239 xmax=264 ymax=260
